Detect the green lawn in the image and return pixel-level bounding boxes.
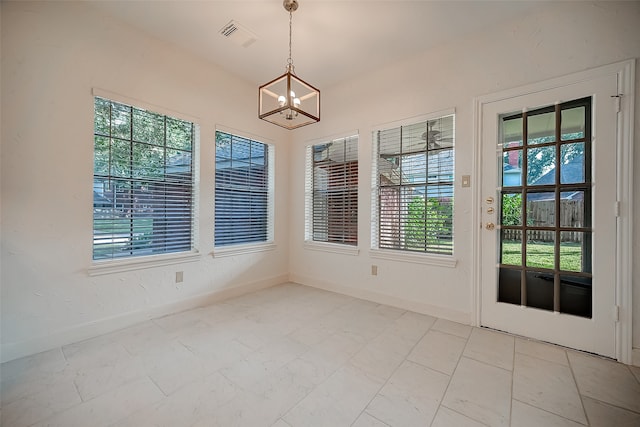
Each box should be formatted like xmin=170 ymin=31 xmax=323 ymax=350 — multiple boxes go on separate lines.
xmin=93 ymin=217 xmax=153 ymax=233
xmin=501 ymin=240 xmax=583 ymax=272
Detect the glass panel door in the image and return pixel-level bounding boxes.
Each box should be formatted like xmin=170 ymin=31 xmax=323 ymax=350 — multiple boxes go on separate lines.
xmin=498 ymin=98 xmax=592 ymax=317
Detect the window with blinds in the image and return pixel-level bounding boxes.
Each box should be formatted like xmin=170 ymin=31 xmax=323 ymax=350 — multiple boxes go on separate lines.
xmin=306 ymin=135 xmax=358 ymax=245
xmin=373 ymin=114 xmax=454 ymax=255
xmin=93 ymin=97 xmax=195 ymax=261
xmin=215 ymin=131 xmax=273 ymax=247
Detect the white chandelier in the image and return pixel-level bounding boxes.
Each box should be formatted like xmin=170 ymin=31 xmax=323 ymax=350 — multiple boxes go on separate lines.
xmin=258 ymin=0 xmax=320 ymax=130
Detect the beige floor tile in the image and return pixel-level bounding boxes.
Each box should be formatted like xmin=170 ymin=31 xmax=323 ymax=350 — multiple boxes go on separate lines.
xmin=432 ymin=318 xmax=473 ymax=339
xmin=7 ymin=284 xmax=638 ymax=427
xmin=463 ymin=328 xmax=515 ymax=371
xmin=31 ymin=377 xmax=164 ymax=427
xmin=568 ymin=351 xmax=640 ymax=413
xmin=513 ymin=353 xmax=586 ymax=424
xmin=442 ymin=357 xmax=512 ymax=427
xmin=630 ymin=364 xmax=640 ymax=383
xmin=431 ymin=406 xmax=488 ymax=427
xmin=515 ymin=338 xmax=568 ymax=366
xmin=582 ymin=396 xmax=640 ymax=427
xmin=0 ymin=348 xmax=67 ymax=384
xmin=511 ymin=400 xmax=585 ymax=427
xmin=408 ymin=329 xmax=467 ymax=375
xmin=365 ymin=360 xmax=449 ymax=426
xmin=388 ymin=311 xmax=436 ymax=342
xmin=113 ymin=372 xmax=239 ymax=427
xmin=0 ymin=378 xmax=80 ymax=427
xmin=349 ymin=330 xmax=415 ymax=380
xmin=282 ymin=364 xmax=384 ymax=427
xmin=353 ymin=412 xmax=390 ymax=427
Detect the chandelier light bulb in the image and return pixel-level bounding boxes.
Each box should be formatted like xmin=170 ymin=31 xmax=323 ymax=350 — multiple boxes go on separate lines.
xmin=278 ymin=95 xmax=286 ymax=106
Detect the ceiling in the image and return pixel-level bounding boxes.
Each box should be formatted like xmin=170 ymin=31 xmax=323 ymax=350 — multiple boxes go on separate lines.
xmin=90 ymin=1 xmax=539 ymax=89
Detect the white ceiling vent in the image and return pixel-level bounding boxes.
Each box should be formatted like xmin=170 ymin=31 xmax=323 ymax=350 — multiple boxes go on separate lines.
xmin=219 ymin=20 xmax=258 ymax=48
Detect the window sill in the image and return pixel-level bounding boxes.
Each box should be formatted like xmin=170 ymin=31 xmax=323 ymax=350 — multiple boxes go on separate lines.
xmin=88 ymin=251 xmax=202 ymax=276
xmin=304 ymin=241 xmax=360 ymax=256
xmin=369 ymin=248 xmax=458 ymax=268
xmin=212 ymin=242 xmax=276 ymax=257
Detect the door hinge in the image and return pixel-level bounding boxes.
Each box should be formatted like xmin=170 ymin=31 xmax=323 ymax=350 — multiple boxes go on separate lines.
xmin=611 ymin=94 xmax=622 ymax=113
xmin=612 ymin=305 xmax=620 ymax=322
xmin=615 ymin=201 xmax=621 ymax=217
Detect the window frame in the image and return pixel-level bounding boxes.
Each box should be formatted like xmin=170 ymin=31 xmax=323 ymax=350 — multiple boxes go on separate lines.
xmin=371 ymin=109 xmax=457 ymax=267
xmin=213 ymin=127 xmax=275 ymax=256
xmin=304 ymin=133 xmax=359 ymax=254
xmin=89 ymin=88 xmax=201 ymax=275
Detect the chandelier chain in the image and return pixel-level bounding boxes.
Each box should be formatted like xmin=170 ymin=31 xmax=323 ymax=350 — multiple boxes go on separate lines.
xmin=287 ymin=10 xmax=293 ymax=69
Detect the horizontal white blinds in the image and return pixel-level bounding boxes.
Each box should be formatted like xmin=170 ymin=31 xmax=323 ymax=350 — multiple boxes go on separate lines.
xmin=311 ymin=136 xmax=358 ymax=245
xmin=375 ymin=115 xmax=454 ymax=255
xmin=93 ymin=97 xmax=195 ymax=260
xmin=215 ymin=131 xmax=271 ymax=247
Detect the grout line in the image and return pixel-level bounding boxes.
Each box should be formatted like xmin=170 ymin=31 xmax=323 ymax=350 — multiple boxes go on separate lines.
xmin=431 ymin=326 xmax=481 ymax=427
xmin=349 ymin=314 xmax=435 ymax=425
xmin=512 ymin=398 xmax=589 ymax=426
xmin=566 ymin=349 xmax=591 ymax=426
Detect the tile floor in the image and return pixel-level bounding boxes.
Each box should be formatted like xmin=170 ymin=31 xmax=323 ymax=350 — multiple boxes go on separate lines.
xmin=1 ymin=283 xmax=639 ymax=427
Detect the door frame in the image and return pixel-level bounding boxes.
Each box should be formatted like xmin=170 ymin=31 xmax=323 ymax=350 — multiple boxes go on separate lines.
xmin=472 ymin=60 xmax=635 ymax=364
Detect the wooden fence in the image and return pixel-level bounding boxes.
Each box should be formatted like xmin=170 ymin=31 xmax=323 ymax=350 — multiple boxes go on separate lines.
xmin=502 ymin=200 xmax=584 ymax=243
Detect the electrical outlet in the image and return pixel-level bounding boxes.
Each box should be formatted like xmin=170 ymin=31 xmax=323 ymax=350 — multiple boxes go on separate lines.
xmin=371 ymin=265 xmax=378 ymax=276
xmin=175 ymin=271 xmax=184 ymax=283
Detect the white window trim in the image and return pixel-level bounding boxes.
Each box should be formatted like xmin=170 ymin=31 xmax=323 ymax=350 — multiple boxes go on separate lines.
xmin=370 ymin=108 xmax=457 ymax=264
xmin=88 ymin=251 xmax=201 ymax=276
xmin=303 ymin=241 xmax=360 ymax=256
xmin=369 ymin=248 xmax=457 ymax=268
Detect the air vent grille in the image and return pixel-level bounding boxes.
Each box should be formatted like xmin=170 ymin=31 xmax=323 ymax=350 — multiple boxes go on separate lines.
xmin=219 ymin=20 xmax=258 ymax=48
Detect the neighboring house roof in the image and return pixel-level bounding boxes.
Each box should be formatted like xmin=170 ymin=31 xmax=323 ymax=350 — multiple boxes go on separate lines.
xmin=533 ymin=152 xmax=584 ymax=186
xmin=528 ymin=153 xmax=585 ymax=201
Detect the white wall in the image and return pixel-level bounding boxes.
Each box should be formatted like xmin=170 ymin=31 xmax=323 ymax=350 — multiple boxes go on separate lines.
xmin=288 ymin=2 xmax=640 ymax=351
xmin=0 ymin=1 xmax=291 ymax=362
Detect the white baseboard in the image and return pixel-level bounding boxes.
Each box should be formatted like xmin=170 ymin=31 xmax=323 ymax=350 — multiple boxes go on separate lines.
xmin=290 ymin=273 xmax=471 ymax=325
xmin=1 ymin=274 xmax=288 ymax=363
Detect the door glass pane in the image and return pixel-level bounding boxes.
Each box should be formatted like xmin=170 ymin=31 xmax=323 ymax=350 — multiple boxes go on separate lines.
xmin=501 ymin=193 xmax=522 ymax=226
xmin=561 ymin=106 xmax=585 ymax=141
xmin=527 ymin=146 xmax=556 ymax=185
xmin=527 ymin=111 xmax=555 ymax=145
xmin=525 ymin=271 xmax=554 ymax=311
xmin=560 ymin=143 xmax=585 ymax=184
xmin=501 ymin=229 xmax=522 ymax=266
xmin=560 ymin=192 xmax=584 ymax=227
xmin=502 ymin=150 xmax=522 ymax=186
xmin=502 ymin=116 xmax=523 ymax=147
xmin=559 ymin=275 xmax=592 ymax=318
xmin=526 ymin=230 xmax=555 ymax=269
xmin=527 ymin=192 xmax=555 ymax=227
xmin=560 ymin=231 xmax=591 ymax=273
xmin=498 ymin=267 xmax=521 ymax=305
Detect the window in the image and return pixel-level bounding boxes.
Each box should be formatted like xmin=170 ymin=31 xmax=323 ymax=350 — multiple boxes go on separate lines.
xmin=93 ymin=97 xmax=196 ymax=261
xmin=372 ymin=113 xmax=454 ymax=255
xmin=305 ymin=135 xmax=358 ymax=246
xmin=215 ymin=131 xmax=273 ymax=247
